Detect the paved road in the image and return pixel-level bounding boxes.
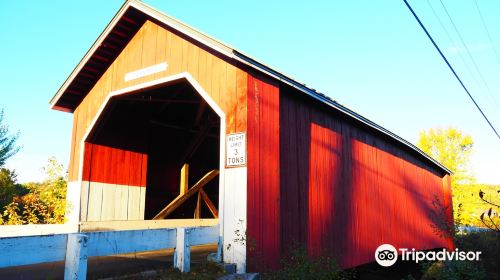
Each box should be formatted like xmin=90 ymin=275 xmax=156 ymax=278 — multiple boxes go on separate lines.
xmin=0 ymin=244 xmax=217 ymax=280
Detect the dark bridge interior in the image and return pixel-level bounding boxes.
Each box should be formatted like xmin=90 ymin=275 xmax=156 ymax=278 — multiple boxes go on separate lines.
xmin=86 ymin=80 xmax=221 ymax=219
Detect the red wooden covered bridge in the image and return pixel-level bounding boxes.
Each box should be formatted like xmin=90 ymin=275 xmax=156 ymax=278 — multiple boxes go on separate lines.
xmin=51 ymin=0 xmax=453 ymax=272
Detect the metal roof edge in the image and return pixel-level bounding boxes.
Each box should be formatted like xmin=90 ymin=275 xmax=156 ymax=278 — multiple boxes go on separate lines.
xmin=232 ymin=51 xmax=453 ymax=175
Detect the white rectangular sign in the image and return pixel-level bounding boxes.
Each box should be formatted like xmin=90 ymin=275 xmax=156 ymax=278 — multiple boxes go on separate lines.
xmin=226 ymin=132 xmax=246 ymax=167
xmin=124 ymin=62 xmax=168 ymax=82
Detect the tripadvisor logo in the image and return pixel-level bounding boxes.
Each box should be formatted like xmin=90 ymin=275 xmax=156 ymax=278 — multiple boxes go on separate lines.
xmin=375 ymin=244 xmax=398 ymax=267
xmin=375 ymin=244 xmax=482 ymax=267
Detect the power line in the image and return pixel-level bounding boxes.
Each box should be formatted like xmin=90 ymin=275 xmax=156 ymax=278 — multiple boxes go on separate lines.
xmin=426 ymin=0 xmax=456 ymax=51
xmin=426 ymin=0 xmax=485 ymax=101
xmin=474 ymin=0 xmax=500 ymax=64
xmin=428 ymin=0 xmax=500 ymax=121
xmin=402 ymin=0 xmax=500 ymax=140
xmin=438 ymin=0 xmax=500 ymax=113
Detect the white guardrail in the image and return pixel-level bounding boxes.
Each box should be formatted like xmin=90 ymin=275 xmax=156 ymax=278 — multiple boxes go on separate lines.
xmin=0 ymin=225 xmax=220 ymax=280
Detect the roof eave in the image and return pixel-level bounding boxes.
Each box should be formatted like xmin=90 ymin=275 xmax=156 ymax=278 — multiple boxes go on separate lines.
xmin=49 ymin=0 xmax=136 ymax=111
xmin=49 ymin=0 xmax=452 ymax=175
xmin=232 ymin=51 xmax=453 ymax=175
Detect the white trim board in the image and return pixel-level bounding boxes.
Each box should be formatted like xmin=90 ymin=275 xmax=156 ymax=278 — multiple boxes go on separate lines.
xmin=73 ymin=73 xmax=227 ymax=239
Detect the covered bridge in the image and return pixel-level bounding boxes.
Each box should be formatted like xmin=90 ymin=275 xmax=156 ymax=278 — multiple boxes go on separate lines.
xmin=51 ymin=0 xmax=454 ymax=273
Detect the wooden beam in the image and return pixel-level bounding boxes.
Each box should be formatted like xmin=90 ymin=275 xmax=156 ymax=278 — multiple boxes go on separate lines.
xmin=194 ymin=102 xmax=207 ymax=127
xmin=153 ymin=170 xmax=219 ymax=219
xmin=106 ymin=34 xmax=127 ymax=45
xmin=111 ymin=29 xmax=129 ymax=39
xmin=200 ymin=189 xmax=218 ymax=218
xmin=65 ymin=89 xmax=82 ymax=95
xmin=149 ymin=120 xmax=219 ymax=138
xmin=156 ymin=83 xmax=189 ymax=114
xmin=93 ymin=54 xmax=111 ymax=63
xmin=115 ymin=23 xmax=134 ymax=33
xmin=121 ymin=16 xmax=138 ymax=25
xmin=150 ymin=120 xmax=195 ymax=132
xmin=194 ymin=192 xmax=201 ymax=219
xmin=121 ymin=97 xmax=199 ymax=104
xmin=79 ymin=219 xmax=218 ymax=232
xmin=180 ymin=164 xmax=189 ymax=196
xmin=178 ymin=124 xmax=212 ymax=167
xmin=78 ymin=71 xmax=96 ymax=79
xmin=101 ymin=42 xmax=120 ymax=51
xmin=82 ymin=65 xmax=100 ymax=73
xmin=96 ymin=48 xmax=115 ymax=57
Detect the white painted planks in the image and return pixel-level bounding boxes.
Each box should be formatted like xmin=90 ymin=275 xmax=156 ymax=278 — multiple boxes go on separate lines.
xmin=114 ymin=184 xmax=129 ymax=220
xmin=86 ymin=182 xmax=104 ymax=221
xmin=101 ymin=184 xmax=116 ymax=220
xmin=223 ymin=166 xmax=247 ymax=273
xmin=127 ymin=186 xmax=142 ymax=220
xmin=80 ymin=182 xmax=145 ymax=222
xmin=80 ymin=181 xmax=90 ymax=221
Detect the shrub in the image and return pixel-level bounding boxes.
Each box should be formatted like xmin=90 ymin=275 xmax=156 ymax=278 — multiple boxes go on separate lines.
xmin=421 ymin=260 xmax=487 ymax=280
xmin=0 ymin=157 xmax=67 ymax=225
xmin=263 ymin=246 xmax=354 ymax=280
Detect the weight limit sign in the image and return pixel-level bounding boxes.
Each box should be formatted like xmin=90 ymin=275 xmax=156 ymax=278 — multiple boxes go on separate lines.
xmin=226 ymin=132 xmax=246 ymax=167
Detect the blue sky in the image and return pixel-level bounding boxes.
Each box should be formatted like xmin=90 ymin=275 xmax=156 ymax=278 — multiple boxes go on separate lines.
xmin=1 ymin=0 xmax=499 ymax=184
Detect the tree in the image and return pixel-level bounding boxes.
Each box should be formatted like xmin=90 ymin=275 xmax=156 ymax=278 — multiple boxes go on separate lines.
xmin=0 ymin=168 xmax=18 ymax=210
xmin=0 ymin=157 xmax=67 ymax=225
xmin=417 ymin=127 xmax=474 ymax=187
xmin=0 ymin=109 xmax=20 ymax=167
xmin=417 ymin=128 xmax=498 ymax=280
xmin=478 ymin=188 xmax=499 ymax=232
xmin=417 ymin=127 xmax=477 ymax=226
xmin=0 ymin=168 xmax=28 ymax=209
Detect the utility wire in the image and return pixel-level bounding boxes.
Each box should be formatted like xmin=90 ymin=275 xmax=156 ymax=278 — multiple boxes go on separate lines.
xmin=426 ymin=0 xmax=485 ymax=100
xmin=474 ymin=0 xmax=500 ymax=64
xmin=438 ymin=0 xmax=500 ymax=113
xmin=402 ymin=0 xmax=500 ymax=140
xmin=428 ymin=0 xmax=500 ymax=121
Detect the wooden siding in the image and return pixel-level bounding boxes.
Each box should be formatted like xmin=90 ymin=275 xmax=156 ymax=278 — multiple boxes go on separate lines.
xmin=68 ymin=20 xmax=247 ymax=182
xmin=59 ymin=9 xmax=455 ymax=271
xmin=278 ymin=88 xmax=453 ymax=269
xmin=82 ymin=142 xmax=147 ymax=187
xmin=80 ymin=142 xmax=147 ymax=221
xmin=246 ymin=74 xmax=280 ymax=271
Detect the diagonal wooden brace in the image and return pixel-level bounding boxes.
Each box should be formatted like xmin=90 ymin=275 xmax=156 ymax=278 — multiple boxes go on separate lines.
xmin=199 ymin=189 xmax=218 ymax=218
xmin=153 ymin=169 xmax=219 ymax=219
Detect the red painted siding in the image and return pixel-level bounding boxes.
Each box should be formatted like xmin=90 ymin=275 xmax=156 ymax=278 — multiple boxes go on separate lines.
xmin=82 ymin=142 xmax=147 ymax=187
xmin=276 ymin=87 xmax=453 ymax=269
xmin=247 ymin=74 xmax=281 ymax=271
xmin=308 ymin=123 xmax=342 ymax=258
xmin=442 ymin=174 xmax=454 ymax=250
